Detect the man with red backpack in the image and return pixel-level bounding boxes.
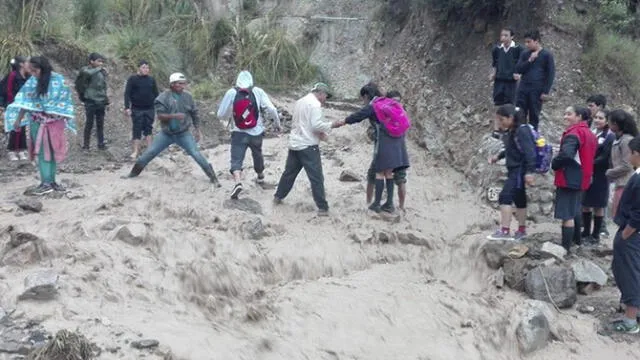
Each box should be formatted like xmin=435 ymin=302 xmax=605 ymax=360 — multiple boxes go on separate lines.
xmin=217 ymin=71 xmax=281 ymax=199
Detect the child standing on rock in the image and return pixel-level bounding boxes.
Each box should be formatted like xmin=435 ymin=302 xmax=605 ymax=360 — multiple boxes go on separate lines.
xmin=581 ymin=109 xmax=615 ymax=244
xmin=610 ymin=136 xmax=640 ymax=334
xmin=487 ymin=105 xmax=537 ymax=241
xmin=552 ymin=106 xmax=597 ymax=253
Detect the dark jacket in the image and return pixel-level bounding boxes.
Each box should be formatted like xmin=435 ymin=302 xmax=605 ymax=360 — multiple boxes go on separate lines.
xmin=155 ymin=90 xmax=199 ymax=134
xmin=593 ymin=129 xmax=615 ymax=175
xmin=124 ymin=74 xmax=159 ymax=110
xmin=492 ymin=42 xmax=523 ymax=82
xmin=0 ymin=71 xmax=28 ymax=107
xmin=498 ymin=124 xmax=537 ymax=174
xmin=614 ymin=171 xmax=640 ymax=230
xmin=76 ymin=66 xmax=109 ymax=106
xmin=553 ymin=122 xmax=597 ymax=190
xmin=515 ymin=48 xmax=555 ymax=94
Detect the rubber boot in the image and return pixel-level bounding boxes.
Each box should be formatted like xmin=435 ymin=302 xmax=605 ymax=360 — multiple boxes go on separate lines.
xmin=205 ymin=164 xmax=222 ymax=187
xmin=122 ymin=163 xmax=144 ymax=179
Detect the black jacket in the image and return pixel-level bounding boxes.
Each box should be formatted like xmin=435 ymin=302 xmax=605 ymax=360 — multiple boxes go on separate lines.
xmin=593 ymin=129 xmax=615 ymax=174
xmin=498 ymin=125 xmax=537 ymax=174
xmin=0 ymin=71 xmax=28 ymax=107
xmin=124 ymin=74 xmax=159 ymax=110
xmin=492 ymin=43 xmax=522 ymax=82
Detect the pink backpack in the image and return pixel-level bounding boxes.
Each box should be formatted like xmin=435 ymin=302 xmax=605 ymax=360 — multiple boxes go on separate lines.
xmin=371 ymin=97 xmax=411 ymax=138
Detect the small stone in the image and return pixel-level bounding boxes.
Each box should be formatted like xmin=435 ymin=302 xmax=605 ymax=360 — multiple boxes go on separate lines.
xmin=512 ymin=300 xmax=556 ymax=354
xmin=19 ymin=271 xmax=59 ymax=301
xmin=572 ymin=259 xmax=608 ymax=286
xmin=131 ymin=339 xmax=159 ymax=349
xmin=16 ymin=198 xmax=43 ymax=213
xmin=65 ymin=191 xmax=86 ymax=200
xmin=339 ymin=170 xmax=361 ymax=182
xmin=223 ymin=198 xmax=263 ymax=215
xmin=240 ymin=217 xmax=268 ymax=240
xmin=540 ymin=242 xmax=567 ymax=260
xmin=578 ymin=282 xmax=601 ymax=295
xmin=396 ymin=231 xmax=434 ymax=249
xmin=461 ymin=320 xmax=474 ymax=328
xmin=113 ymin=224 xmax=148 ymax=246
xmin=577 ymin=304 xmax=596 ymax=314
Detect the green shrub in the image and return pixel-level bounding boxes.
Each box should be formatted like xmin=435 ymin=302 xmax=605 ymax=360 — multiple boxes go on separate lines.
xmin=73 ymin=0 xmax=103 ymax=31
xmin=190 ymin=80 xmax=227 ymax=100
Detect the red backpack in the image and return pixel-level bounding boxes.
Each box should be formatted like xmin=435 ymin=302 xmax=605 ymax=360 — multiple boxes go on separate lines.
xmin=232 ymin=87 xmax=259 ymax=129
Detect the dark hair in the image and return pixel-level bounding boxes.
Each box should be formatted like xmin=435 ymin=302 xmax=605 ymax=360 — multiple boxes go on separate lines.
xmin=138 ymin=60 xmax=149 ymax=67
xmin=29 ymin=56 xmax=53 ymax=97
xmin=88 ymin=52 xmax=104 ymax=62
xmin=496 ymin=104 xmax=526 ymax=130
xmin=360 ymin=83 xmax=382 ymax=101
xmin=386 ymin=90 xmax=401 ymax=99
xmin=502 ymin=28 xmax=515 ymax=36
xmin=609 ymin=109 xmax=639 ymax=137
xmin=573 ymin=105 xmax=591 ymax=122
xmin=10 ymin=56 xmax=27 ymax=72
xmin=586 ymin=94 xmax=607 ymax=108
xmin=523 ymin=30 xmax=541 ymax=41
xmin=596 ymin=109 xmax=610 ymax=131
xmin=629 ymin=136 xmax=640 ymax=153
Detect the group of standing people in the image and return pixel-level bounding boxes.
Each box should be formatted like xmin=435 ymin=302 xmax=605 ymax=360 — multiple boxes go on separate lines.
xmin=489 ymin=28 xmax=640 ymax=335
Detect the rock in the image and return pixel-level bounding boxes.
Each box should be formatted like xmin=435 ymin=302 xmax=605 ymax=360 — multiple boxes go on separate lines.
xmin=540 ymin=242 xmax=567 ymax=260
xmin=572 ymin=259 xmax=608 ymax=286
xmin=223 ymin=198 xmax=264 ymax=215
xmin=0 ymin=327 xmax=32 ymax=355
xmin=578 ymin=282 xmax=601 ymax=295
xmin=1 ymin=240 xmax=49 ymax=267
xmin=9 ymin=231 xmax=41 ymax=248
xmin=492 ymin=267 xmax=505 ymax=288
xmin=240 ymin=217 xmax=268 ymax=240
xmin=396 ymin=231 xmax=434 ymax=249
xmin=525 ymin=265 xmax=577 ymax=309
xmin=131 ymin=339 xmax=159 ymax=349
xmin=65 ymin=191 xmax=86 ymax=200
xmin=18 ymin=271 xmax=59 ymax=301
xmin=482 ymin=243 xmax=510 ymax=270
xmin=16 ymin=198 xmax=42 ymax=213
xmin=512 ymin=300 xmax=556 ymax=354
xmin=0 ymin=306 xmax=6 ymax=322
xmin=339 ymin=170 xmax=361 ymax=182
xmin=113 ymin=224 xmax=148 ymax=246
xmin=504 ymin=258 xmax=540 ymax=291
xmin=461 ymin=320 xmax=475 ymax=328
xmin=577 ymin=304 xmax=596 ymax=314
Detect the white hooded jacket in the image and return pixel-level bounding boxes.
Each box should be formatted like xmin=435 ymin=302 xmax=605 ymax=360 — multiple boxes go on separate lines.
xmin=216 ymin=71 xmax=280 ymax=136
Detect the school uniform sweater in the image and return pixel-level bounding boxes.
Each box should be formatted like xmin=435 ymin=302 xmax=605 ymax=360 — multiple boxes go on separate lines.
xmin=497 ymin=125 xmax=537 ymax=173
xmin=515 ymin=49 xmax=555 ymax=94
xmin=492 ymin=42 xmax=522 ymax=82
xmin=614 ymin=169 xmax=640 ymax=231
xmin=124 ymin=74 xmax=159 ymax=110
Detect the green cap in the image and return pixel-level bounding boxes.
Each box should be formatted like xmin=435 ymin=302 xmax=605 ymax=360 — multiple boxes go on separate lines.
xmin=311 ymin=82 xmax=333 ymax=99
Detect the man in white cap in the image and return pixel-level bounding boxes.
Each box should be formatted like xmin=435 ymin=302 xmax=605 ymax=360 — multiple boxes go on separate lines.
xmin=122 ymin=73 xmax=220 ymax=185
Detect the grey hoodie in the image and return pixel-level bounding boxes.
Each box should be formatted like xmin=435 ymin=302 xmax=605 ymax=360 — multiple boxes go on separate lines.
xmin=155 ymin=90 xmax=199 ymax=134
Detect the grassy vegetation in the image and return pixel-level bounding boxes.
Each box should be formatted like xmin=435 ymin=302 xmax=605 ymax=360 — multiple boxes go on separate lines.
xmin=0 ymin=0 xmax=320 ymax=95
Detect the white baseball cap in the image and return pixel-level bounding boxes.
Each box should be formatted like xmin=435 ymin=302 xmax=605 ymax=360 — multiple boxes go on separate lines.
xmin=169 ymin=72 xmax=187 ymax=84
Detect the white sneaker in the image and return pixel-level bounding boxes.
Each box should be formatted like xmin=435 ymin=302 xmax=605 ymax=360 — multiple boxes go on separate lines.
xmin=18 ymin=151 xmax=28 ymax=161
xmin=7 ymin=152 xmax=18 ymax=161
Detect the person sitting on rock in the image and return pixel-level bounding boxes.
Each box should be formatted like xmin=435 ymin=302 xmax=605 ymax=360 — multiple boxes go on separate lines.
xmin=273 ymin=83 xmax=340 ymax=216
xmin=122 ymin=73 xmax=220 ymax=185
xmin=552 ymin=106 xmax=597 ymax=253
xmin=364 ymin=90 xmax=408 ymax=211
xmin=487 ymin=105 xmax=536 ymax=241
xmin=217 ymin=70 xmax=281 ymax=200
xmin=3 ymin=56 xmax=76 ymax=195
xmin=607 ymin=110 xmax=639 ymax=220
xmin=610 ymin=135 xmax=640 ymax=334
xmin=581 ymin=109 xmax=615 ymax=245
xmin=334 ymin=83 xmax=410 ymax=214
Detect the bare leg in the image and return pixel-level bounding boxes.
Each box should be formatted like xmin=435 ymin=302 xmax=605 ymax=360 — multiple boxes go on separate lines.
xmin=131 ymin=139 xmax=141 ymax=158
xmin=397 ymin=183 xmax=406 ymax=210
xmin=500 ymin=205 xmax=513 ymax=228
xmin=515 ymin=208 xmax=526 ymax=227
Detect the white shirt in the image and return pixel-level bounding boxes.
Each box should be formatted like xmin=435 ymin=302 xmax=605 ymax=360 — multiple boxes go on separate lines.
xmin=216 ymin=71 xmax=280 ymax=136
xmin=288 ymin=93 xmax=332 ymax=151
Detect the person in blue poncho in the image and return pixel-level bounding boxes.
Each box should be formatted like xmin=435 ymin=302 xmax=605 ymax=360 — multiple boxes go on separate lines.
xmin=3 ymin=56 xmax=76 ymax=196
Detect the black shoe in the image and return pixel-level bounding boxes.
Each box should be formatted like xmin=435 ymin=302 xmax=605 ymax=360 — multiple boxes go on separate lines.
xmin=381 ymin=202 xmax=395 ymax=213
xmin=32 ymin=183 xmax=54 ymax=196
xmin=257 ymin=173 xmax=265 ymax=184
xmin=231 ymin=183 xmax=243 ymax=199
xmin=51 ymin=182 xmax=66 ymax=192
xmin=368 ymin=203 xmax=382 ymax=213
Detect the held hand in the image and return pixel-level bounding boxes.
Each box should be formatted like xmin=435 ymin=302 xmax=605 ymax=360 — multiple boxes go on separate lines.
xmin=194 ymin=129 xmax=202 ymax=143
xmin=317 ymin=132 xmax=329 ymax=141
xmin=174 ymin=113 xmax=186 ymax=120
xmin=525 ymin=174 xmax=535 ymax=187
xmin=513 ymin=74 xmax=521 ymax=81
xmin=622 ymin=226 xmax=636 ymax=240
xmin=331 ymin=120 xmax=345 ymax=128
xmin=529 ymin=51 xmax=539 ymax=62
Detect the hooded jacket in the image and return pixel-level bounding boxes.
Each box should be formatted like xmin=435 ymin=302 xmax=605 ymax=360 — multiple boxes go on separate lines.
xmin=216 ymin=71 xmax=280 ymax=136
xmin=552 ymin=121 xmax=597 ymax=190
xmin=77 ymin=66 xmax=109 ymax=106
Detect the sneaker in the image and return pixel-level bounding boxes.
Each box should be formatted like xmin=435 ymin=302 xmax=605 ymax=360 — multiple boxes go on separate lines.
xmin=7 ymin=152 xmax=18 ymax=161
xmin=368 ymin=203 xmax=382 ymax=213
xmin=257 ymin=173 xmax=265 ymax=184
xmin=601 ymin=228 xmax=610 ymax=238
xmin=381 ymin=203 xmax=395 ymax=213
xmin=611 ymin=320 xmax=640 ymax=334
xmin=18 ymin=151 xmax=28 ymax=161
xmin=230 ymin=183 xmax=243 ymax=199
xmin=514 ymin=231 xmax=527 ymax=241
xmin=32 ymin=183 xmax=53 ymax=196
xmin=317 ymin=209 xmax=329 ymax=217
xmin=51 ymin=182 xmax=66 ymax=192
xmin=487 ymin=230 xmax=514 ymax=241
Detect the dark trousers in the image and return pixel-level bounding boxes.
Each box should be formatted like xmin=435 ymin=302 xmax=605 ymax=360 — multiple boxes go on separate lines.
xmin=84 ymin=103 xmax=106 ymax=148
xmin=493 ymin=80 xmax=517 ymax=106
xmin=7 ymin=126 xmax=27 ymax=151
xmin=230 ymin=131 xmax=264 ymax=174
xmin=274 ymin=145 xmax=328 ymax=211
xmin=516 ymin=88 xmax=544 ymax=130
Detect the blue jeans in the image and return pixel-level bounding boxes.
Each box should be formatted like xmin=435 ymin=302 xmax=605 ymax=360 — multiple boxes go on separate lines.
xmin=136 ymin=130 xmax=210 ymax=174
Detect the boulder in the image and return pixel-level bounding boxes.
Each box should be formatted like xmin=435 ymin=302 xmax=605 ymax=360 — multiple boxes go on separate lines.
xmin=540 ymin=242 xmax=567 ymax=260
xmin=481 ymin=243 xmax=510 ymax=269
xmin=113 ymin=224 xmax=148 ymax=246
xmin=223 ymin=198 xmax=263 ymax=215
xmin=503 ymin=258 xmax=540 ymax=291
xmin=511 ymin=300 xmax=557 ymax=354
xmin=525 ymin=265 xmax=577 ymax=308
xmin=19 ymin=270 xmax=59 ymax=301
xmin=240 ymin=217 xmax=268 ymax=240
xmin=396 ymin=231 xmax=434 ymax=249
xmin=8 ymin=231 xmax=41 ymax=248
xmin=339 ymin=170 xmax=361 ymax=182
xmin=16 ymin=198 xmax=43 ymax=213
xmin=1 ymin=240 xmax=49 ymax=267
xmin=572 ymin=259 xmax=608 ymax=286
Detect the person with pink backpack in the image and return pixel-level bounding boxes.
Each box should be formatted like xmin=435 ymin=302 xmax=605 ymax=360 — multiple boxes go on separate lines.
xmin=334 ymin=83 xmax=410 ymax=213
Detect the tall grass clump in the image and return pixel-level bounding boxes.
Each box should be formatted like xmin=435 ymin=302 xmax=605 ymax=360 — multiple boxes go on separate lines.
xmin=0 ymin=0 xmax=49 ymax=68
xmin=73 ymin=0 xmax=103 ymax=32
